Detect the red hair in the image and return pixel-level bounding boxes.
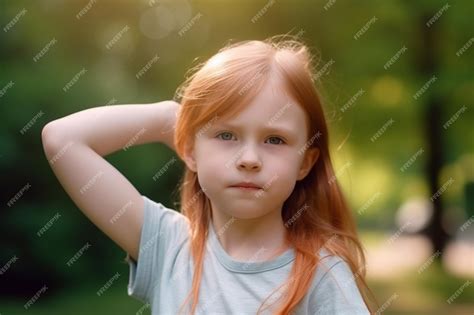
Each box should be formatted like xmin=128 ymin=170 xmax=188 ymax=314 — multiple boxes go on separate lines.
xmin=173 ymin=35 xmax=377 ymax=314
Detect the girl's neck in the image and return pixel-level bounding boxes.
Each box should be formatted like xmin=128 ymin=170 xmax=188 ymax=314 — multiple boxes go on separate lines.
xmin=210 ymin=210 xmax=290 ymax=262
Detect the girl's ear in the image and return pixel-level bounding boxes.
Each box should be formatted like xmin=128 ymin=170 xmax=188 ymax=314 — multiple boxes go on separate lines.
xmin=297 ymin=148 xmax=319 ymax=181
xmin=183 ymin=143 xmax=197 ymax=173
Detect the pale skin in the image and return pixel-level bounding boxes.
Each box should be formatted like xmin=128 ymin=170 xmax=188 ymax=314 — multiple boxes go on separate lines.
xmin=42 ymin=79 xmax=318 ymax=264
xmin=41 ymin=100 xmax=179 ymax=261
xmin=183 ymin=76 xmax=319 ymax=262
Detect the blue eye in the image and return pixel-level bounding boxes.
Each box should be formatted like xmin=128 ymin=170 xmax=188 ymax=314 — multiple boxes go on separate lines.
xmin=216 ymin=132 xmax=235 ymax=141
xmin=266 ymin=137 xmax=285 ymax=145
xmin=216 ymin=132 xmax=286 ymax=145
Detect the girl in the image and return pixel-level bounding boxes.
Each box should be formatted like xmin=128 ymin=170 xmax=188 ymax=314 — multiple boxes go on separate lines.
xmin=42 ymin=36 xmax=376 ymax=314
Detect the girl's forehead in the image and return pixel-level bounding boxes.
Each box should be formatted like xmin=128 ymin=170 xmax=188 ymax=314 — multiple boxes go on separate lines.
xmin=229 ymin=95 xmax=305 ymax=127
xmin=228 ymin=76 xmax=304 ymax=122
xmin=218 ymin=100 xmax=302 ymax=126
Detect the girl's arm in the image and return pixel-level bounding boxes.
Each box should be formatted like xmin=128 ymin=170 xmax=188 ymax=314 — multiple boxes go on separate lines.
xmin=41 ymin=100 xmax=180 ymax=261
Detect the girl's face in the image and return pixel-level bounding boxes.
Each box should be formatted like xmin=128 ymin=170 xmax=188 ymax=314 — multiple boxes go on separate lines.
xmin=184 ymin=77 xmax=319 ymax=221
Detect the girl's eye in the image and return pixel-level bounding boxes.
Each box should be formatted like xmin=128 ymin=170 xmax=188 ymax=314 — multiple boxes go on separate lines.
xmin=216 ymin=132 xmax=235 ymax=141
xmin=216 ymin=132 xmax=285 ymax=145
xmin=266 ymin=136 xmax=285 ymax=145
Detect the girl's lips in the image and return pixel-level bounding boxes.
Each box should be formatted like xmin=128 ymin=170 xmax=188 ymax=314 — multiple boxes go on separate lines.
xmin=230 ymin=186 xmax=261 ymax=190
xmin=230 ymin=182 xmax=262 ymax=189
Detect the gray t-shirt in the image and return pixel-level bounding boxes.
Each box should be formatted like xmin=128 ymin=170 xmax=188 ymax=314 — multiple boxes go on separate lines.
xmin=126 ymin=196 xmax=370 ymax=314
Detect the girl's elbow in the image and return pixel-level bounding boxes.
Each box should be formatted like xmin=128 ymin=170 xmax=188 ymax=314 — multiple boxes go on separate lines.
xmin=41 ymin=120 xmax=68 ymax=155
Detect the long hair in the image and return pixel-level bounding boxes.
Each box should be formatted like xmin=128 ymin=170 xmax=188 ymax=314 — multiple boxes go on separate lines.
xmin=173 ymin=35 xmax=377 ymax=314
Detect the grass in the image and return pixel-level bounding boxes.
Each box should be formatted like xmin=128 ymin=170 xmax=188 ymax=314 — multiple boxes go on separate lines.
xmin=368 ymin=264 xmax=474 ymax=314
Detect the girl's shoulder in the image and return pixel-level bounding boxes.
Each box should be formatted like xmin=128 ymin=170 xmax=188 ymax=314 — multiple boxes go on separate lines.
xmin=308 ymin=248 xmax=370 ymax=314
xmin=139 ymin=195 xmax=191 ymax=252
xmin=314 ymin=247 xmax=347 ymax=274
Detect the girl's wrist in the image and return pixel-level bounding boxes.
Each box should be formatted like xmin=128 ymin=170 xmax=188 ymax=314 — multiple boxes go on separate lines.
xmin=153 ymin=100 xmax=180 ymax=150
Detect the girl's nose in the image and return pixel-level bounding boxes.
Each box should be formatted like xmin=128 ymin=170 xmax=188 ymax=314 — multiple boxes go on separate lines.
xmin=236 ymin=146 xmax=262 ymax=171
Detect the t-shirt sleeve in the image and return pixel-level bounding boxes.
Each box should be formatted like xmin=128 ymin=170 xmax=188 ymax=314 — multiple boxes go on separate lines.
xmin=309 ymin=259 xmax=370 ymax=314
xmin=125 ymin=195 xmax=189 ymax=303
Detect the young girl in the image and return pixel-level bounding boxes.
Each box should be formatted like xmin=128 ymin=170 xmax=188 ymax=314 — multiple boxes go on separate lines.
xmin=42 ymin=36 xmax=376 ymax=314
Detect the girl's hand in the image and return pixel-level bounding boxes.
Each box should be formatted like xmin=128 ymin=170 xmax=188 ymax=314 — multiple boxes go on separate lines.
xmin=156 ymin=100 xmax=180 ymax=152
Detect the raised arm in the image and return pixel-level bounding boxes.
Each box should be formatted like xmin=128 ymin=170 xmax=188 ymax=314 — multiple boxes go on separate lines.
xmin=41 ymin=100 xmax=180 ymax=261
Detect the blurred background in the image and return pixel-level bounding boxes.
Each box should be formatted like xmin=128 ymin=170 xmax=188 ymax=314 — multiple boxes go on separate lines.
xmin=1 ymin=0 xmax=473 ymax=314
